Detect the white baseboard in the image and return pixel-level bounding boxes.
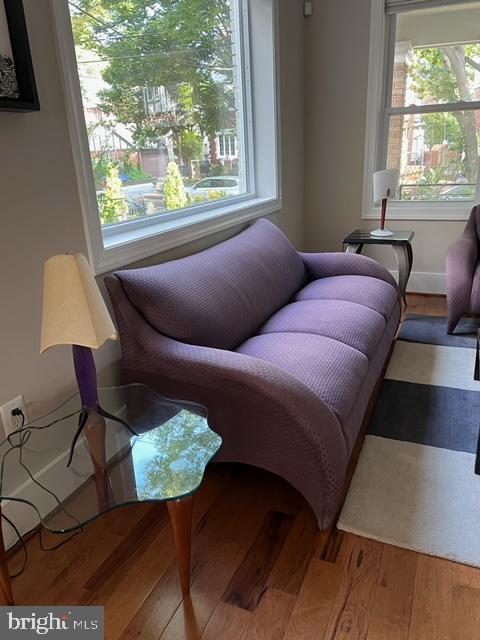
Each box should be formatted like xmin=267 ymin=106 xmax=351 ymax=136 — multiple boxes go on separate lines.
xmin=390 ymin=270 xmax=446 ymax=295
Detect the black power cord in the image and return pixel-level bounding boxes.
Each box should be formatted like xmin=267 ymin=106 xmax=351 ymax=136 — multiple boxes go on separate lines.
xmin=0 ymin=402 xmax=86 ymax=580
xmin=11 ymin=408 xmax=25 ymax=429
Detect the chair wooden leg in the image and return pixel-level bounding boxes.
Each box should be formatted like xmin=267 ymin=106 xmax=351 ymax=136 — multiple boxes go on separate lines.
xmin=167 ymin=495 xmax=194 ymax=598
xmin=0 ymin=510 xmax=13 ymax=605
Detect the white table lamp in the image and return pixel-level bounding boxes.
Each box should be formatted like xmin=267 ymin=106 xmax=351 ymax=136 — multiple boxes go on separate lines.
xmin=372 ymin=169 xmax=399 ymax=237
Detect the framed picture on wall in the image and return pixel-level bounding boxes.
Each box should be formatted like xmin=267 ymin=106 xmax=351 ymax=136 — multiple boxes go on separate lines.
xmin=0 ymin=0 xmax=39 ymax=111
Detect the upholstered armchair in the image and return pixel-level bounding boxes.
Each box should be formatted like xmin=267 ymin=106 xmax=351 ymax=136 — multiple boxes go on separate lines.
xmin=447 ymin=205 xmax=480 ymax=333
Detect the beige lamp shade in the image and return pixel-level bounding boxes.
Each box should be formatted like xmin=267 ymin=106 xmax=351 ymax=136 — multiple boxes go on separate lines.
xmin=40 ymin=254 xmax=117 ymax=353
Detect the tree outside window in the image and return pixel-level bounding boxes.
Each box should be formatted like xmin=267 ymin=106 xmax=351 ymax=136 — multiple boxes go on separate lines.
xmin=68 ymin=0 xmax=247 ymax=224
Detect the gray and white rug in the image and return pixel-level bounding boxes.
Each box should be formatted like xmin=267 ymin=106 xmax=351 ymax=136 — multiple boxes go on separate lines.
xmin=338 ymin=314 xmax=480 ymax=567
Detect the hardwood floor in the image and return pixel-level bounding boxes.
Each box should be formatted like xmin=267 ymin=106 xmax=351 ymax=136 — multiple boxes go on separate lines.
xmin=404 ymin=292 xmax=447 ymax=317
xmin=8 ymin=293 xmax=478 ymax=639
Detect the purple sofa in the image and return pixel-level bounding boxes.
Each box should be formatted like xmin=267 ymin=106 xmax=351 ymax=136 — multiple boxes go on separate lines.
xmin=105 ymin=219 xmax=401 ymax=529
xmin=447 ymin=205 xmax=480 ymax=334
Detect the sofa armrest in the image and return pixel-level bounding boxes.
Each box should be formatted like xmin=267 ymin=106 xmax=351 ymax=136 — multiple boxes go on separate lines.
xmin=446 ymin=232 xmax=478 ymax=332
xmin=299 ymin=251 xmax=399 ymax=289
xmin=447 ymin=232 xmax=478 ymax=276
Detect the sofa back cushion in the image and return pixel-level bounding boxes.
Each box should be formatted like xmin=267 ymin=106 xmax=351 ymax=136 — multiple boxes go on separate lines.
xmin=114 ymin=218 xmax=307 ymax=349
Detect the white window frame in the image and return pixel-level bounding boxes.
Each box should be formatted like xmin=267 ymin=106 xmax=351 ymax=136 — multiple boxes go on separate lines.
xmin=51 ymin=0 xmax=281 ymax=274
xmin=362 ymin=0 xmax=480 ymax=222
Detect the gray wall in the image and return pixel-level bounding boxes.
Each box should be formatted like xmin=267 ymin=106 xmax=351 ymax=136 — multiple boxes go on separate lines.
xmin=0 ymin=0 xmax=304 ymax=423
xmin=304 ymin=0 xmax=466 ymax=286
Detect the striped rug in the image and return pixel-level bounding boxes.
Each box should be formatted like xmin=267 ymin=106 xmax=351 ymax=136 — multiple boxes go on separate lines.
xmin=338 ymin=314 xmax=480 ymax=567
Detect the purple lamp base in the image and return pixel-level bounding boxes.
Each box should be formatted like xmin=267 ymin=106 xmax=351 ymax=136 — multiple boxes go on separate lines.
xmin=72 ymin=345 xmax=99 ymax=412
xmin=67 ymin=345 xmax=137 ymax=467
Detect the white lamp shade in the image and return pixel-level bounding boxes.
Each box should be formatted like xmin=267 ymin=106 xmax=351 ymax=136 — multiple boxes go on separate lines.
xmin=40 ymin=254 xmax=117 ymax=353
xmin=373 ymin=169 xmax=400 ymax=204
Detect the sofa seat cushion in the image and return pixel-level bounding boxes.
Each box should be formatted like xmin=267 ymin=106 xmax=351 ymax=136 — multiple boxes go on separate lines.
xmin=236 ymin=332 xmax=369 ymax=425
xmin=258 ymin=299 xmax=386 ymax=360
xmin=293 ymin=275 xmax=398 ymax=320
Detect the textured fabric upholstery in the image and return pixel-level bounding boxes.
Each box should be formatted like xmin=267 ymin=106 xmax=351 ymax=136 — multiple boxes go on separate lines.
xmin=237 ymin=333 xmax=369 ymax=425
xmin=470 ymin=261 xmax=480 ymax=315
xmin=341 ymin=311 xmax=399 ymax=452
xmin=293 ymin=275 xmax=399 ymax=320
xmin=106 ymin=218 xmax=401 ymax=529
xmin=114 ymin=218 xmax=306 ymax=350
xmin=447 ymin=206 xmax=480 ymax=333
xmin=258 ymin=299 xmax=386 ymax=360
xmin=300 ymin=251 xmax=398 ymax=288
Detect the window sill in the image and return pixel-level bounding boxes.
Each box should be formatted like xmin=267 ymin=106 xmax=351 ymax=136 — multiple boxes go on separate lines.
xmin=361 ymin=203 xmax=473 ymax=222
xmin=94 ymin=195 xmax=282 ymax=274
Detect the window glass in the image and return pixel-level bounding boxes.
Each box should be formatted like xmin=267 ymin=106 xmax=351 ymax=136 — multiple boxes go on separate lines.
xmin=67 ymin=0 xmax=249 ymax=226
xmin=386 ymin=2 xmax=480 ymax=201
xmin=388 ymin=111 xmax=480 ymax=200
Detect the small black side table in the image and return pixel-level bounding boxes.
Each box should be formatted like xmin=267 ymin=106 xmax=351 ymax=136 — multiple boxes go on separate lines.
xmin=343 ymin=229 xmax=414 ymax=304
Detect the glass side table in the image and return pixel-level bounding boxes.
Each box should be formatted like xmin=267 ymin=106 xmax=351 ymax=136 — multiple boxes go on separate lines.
xmin=343 ymin=229 xmax=414 ymax=304
xmin=0 ymin=383 xmax=222 ymax=604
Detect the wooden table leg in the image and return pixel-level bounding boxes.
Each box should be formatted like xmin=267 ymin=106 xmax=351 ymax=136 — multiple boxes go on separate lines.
xmin=167 ymin=495 xmax=194 ymax=598
xmin=84 ymin=413 xmax=114 ymax=512
xmin=0 ymin=508 xmax=13 ymax=605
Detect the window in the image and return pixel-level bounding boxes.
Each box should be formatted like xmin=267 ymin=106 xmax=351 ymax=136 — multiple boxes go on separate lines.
xmin=363 ymin=0 xmax=480 ymax=219
xmin=52 ymin=0 xmax=280 ymax=272
xmin=218 ymin=133 xmax=237 ymax=158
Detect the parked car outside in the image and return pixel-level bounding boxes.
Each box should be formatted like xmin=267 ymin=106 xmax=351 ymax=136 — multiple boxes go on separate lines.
xmin=439 ymin=184 xmax=476 ymax=201
xmin=188 ymin=176 xmax=240 ymax=200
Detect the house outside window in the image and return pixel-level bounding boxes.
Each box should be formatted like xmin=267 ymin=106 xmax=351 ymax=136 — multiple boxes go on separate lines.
xmin=217 ymin=133 xmax=237 ymax=158
xmin=363 ymin=0 xmax=480 ymax=220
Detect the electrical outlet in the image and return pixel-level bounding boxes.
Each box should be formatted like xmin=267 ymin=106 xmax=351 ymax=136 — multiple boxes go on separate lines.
xmin=0 ymin=395 xmax=28 ymax=437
